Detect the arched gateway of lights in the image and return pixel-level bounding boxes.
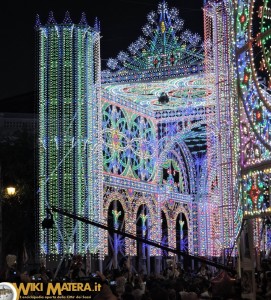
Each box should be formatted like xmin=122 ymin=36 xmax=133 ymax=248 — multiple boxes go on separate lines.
xmin=36 ymin=0 xmax=271 ymax=275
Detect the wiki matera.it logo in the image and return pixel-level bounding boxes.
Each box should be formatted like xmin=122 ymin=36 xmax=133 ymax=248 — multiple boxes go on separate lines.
xmin=0 ymin=283 xmax=17 ymax=300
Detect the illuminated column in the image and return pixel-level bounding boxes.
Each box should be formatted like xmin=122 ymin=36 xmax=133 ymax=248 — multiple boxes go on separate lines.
xmin=168 ymin=217 xmax=176 ymax=256
xmin=204 ymin=1 xmax=239 ymax=256
xmin=203 ymin=2 xmax=218 ymax=256
xmin=36 ymin=12 xmax=102 ymax=257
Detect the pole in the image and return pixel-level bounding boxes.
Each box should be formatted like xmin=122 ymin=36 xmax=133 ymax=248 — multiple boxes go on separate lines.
xmin=51 ymin=206 xmax=236 ymax=272
xmin=0 ymin=164 xmax=2 ymax=271
xmin=0 ymin=196 xmax=2 ymax=271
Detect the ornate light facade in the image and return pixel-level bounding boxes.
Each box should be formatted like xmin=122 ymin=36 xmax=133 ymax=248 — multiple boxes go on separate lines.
xmin=235 ymin=0 xmax=271 ymax=255
xmin=37 ymin=1 xmax=240 ymax=263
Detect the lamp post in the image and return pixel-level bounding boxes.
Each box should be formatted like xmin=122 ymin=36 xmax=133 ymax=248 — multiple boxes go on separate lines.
xmin=0 ymin=185 xmax=16 ymax=270
xmin=0 ymin=185 xmax=2 ymax=271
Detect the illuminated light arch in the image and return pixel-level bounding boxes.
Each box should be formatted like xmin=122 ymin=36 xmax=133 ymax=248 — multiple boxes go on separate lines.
xmin=157 ymin=118 xmax=207 ymax=152
xmin=158 ymin=134 xmax=196 ymax=194
xmin=103 ymin=191 xmax=129 ymax=216
xmin=160 ymin=149 xmax=189 ymax=193
xmin=106 ymin=200 xmax=126 ymax=268
xmin=168 ymin=204 xmax=192 ymax=253
xmin=132 ymin=195 xmax=160 ymax=256
xmin=132 ymin=197 xmax=157 ymax=229
xmin=173 ymin=203 xmax=190 ymax=224
xmin=103 ymin=189 xmax=129 ymax=256
xmin=176 ymin=212 xmax=189 ymax=253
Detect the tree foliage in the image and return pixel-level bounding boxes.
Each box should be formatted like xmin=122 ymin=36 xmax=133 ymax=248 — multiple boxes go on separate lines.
xmin=0 ymin=129 xmax=36 ymax=268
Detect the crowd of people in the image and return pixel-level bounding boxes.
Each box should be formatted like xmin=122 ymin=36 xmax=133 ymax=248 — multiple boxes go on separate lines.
xmin=2 ymin=254 xmax=271 ymax=299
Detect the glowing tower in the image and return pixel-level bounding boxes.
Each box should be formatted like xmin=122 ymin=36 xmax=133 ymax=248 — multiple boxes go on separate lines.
xmin=36 ymin=12 xmax=103 ymax=257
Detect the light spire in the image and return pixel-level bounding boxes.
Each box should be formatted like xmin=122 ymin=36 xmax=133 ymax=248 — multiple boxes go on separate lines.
xmin=47 ymin=11 xmax=57 ymax=25
xmin=94 ymin=17 xmax=100 ymax=32
xmin=79 ymin=12 xmax=88 ymax=26
xmin=63 ymin=11 xmax=73 ymax=24
xmin=35 ymin=14 xmax=42 ymax=29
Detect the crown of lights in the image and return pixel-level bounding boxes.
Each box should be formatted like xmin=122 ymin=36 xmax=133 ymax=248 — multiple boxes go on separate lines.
xmin=35 ymin=11 xmax=100 ymax=32
xmin=104 ymin=1 xmax=204 ymax=74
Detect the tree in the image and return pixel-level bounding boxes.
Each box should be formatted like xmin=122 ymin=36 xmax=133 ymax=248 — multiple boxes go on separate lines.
xmin=0 ymin=129 xmax=36 ymax=270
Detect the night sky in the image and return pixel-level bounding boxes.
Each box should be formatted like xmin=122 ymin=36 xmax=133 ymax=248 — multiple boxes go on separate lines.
xmin=0 ymin=0 xmax=203 ymax=102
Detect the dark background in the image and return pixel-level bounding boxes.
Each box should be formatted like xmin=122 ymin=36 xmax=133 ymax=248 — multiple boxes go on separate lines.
xmin=0 ymin=0 xmax=203 ymax=104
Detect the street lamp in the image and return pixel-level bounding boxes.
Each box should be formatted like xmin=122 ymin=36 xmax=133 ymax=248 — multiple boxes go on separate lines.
xmin=6 ymin=187 xmax=16 ymax=196
xmin=0 ymin=186 xmax=16 ymax=270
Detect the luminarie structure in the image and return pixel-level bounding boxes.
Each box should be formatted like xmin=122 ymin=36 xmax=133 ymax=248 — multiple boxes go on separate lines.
xmin=37 ymin=1 xmax=240 ymax=268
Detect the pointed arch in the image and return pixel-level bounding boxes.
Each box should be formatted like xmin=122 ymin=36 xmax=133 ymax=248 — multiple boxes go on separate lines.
xmin=103 ymin=190 xmax=128 ymax=215
xmin=158 ymin=136 xmax=196 ymax=194
xmin=173 ymin=205 xmax=192 ymax=254
xmin=176 ymin=212 xmax=189 ymax=252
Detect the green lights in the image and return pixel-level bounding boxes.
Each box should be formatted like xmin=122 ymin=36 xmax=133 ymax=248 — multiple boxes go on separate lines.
xmin=37 ymin=19 xmax=102 ymax=257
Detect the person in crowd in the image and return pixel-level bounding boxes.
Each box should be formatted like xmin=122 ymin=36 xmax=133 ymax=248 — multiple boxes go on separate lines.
xmin=197 ymin=262 xmax=210 ymax=280
xmin=39 ymin=265 xmax=50 ymax=283
xmin=93 ymin=271 xmax=118 ymax=300
xmin=4 ymin=254 xmax=20 ymax=282
xmin=121 ymin=282 xmax=135 ymax=300
xmin=132 ymin=276 xmax=145 ymax=300
xmin=199 ymin=283 xmax=212 ymax=299
xmin=114 ymin=269 xmax=127 ymax=298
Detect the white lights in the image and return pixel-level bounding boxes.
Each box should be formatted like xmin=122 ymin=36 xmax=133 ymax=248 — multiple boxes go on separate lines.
xmin=6 ymin=187 xmax=16 ymax=196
